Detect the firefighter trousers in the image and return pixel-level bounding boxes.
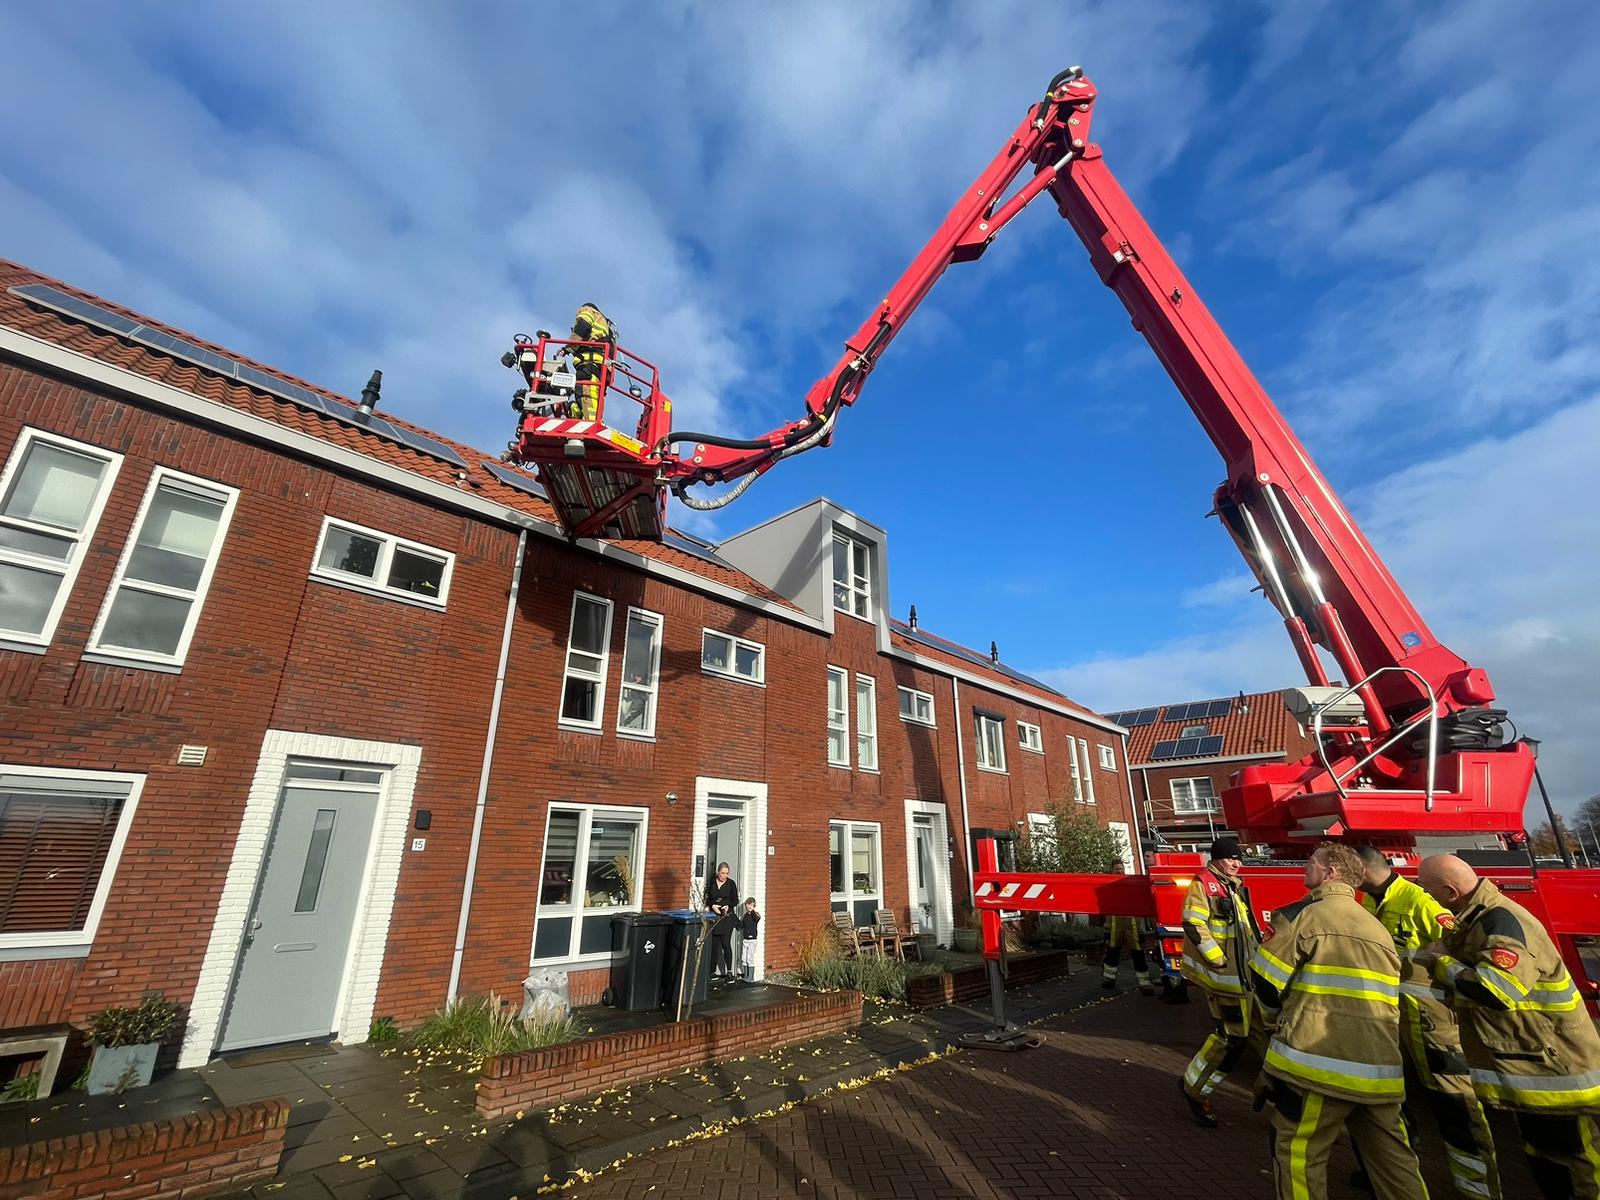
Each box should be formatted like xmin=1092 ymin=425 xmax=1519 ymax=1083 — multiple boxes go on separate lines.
xmin=1409 ymin=1070 xmax=1498 ymax=1199
xmin=1182 ymin=994 xmax=1258 ymax=1101
xmin=1515 ymin=1111 xmax=1600 ymax=1200
xmin=1102 ymin=942 xmax=1156 ymax=987
xmin=1269 ymin=1080 xmax=1428 ymax=1200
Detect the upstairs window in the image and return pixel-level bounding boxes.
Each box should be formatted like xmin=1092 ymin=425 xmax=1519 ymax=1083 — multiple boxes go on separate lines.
xmin=0 ymin=430 xmax=122 ymax=647
xmin=826 ymin=666 xmax=850 ymax=766
xmin=559 ymin=593 xmax=613 ymax=729
xmin=975 ymin=712 xmax=1007 ymax=772
xmin=831 ymin=532 xmax=871 ymax=620
xmin=702 ymin=629 xmax=764 ymax=684
xmin=616 ymin=607 xmax=663 ymax=737
xmin=1171 ymin=777 xmax=1220 ymax=814
xmin=855 ymin=674 xmax=879 ymax=771
xmin=1075 ymin=738 xmax=1098 ymax=804
xmin=898 ymin=686 xmax=935 ymax=726
xmin=1098 ymin=743 xmax=1117 ymax=771
xmin=1180 ymin=723 xmax=1210 ymax=738
xmin=311 ymin=517 xmax=452 ymax=608
xmin=1017 ymin=721 xmax=1043 ymax=753
xmin=88 ymin=468 xmax=237 ymax=667
xmin=1068 ymin=742 xmax=1082 ymax=802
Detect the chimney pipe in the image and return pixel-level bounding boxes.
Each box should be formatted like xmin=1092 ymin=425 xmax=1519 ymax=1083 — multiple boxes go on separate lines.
xmin=990 ymin=641 xmax=999 ymax=664
xmin=359 ymin=370 xmax=383 ymax=415
xmin=909 ymin=605 xmax=918 ymax=631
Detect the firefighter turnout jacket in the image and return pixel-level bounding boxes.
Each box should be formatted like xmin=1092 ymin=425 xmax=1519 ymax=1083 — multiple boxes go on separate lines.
xmin=1432 ymin=878 xmax=1600 ymax=1112
xmin=1182 ymin=864 xmax=1261 ymax=1003
xmin=1249 ymin=881 xmax=1407 ymax=1104
xmin=1362 ymin=872 xmax=1465 ymax=1080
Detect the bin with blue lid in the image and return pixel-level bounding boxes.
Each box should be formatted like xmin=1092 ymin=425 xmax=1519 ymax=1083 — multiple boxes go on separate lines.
xmin=660 ymin=909 xmax=714 ymax=1013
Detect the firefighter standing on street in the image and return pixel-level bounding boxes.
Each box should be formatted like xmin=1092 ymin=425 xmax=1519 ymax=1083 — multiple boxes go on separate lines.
xmin=1249 ymin=843 xmax=1428 ymax=1200
xmin=1415 ymin=853 xmax=1600 ymax=1199
xmin=569 ymin=302 xmax=616 ymax=421
xmin=1102 ymin=913 xmax=1159 ymax=995
xmin=1355 ymin=846 xmax=1501 ymax=1199
xmin=1180 ymin=836 xmax=1265 ymax=1127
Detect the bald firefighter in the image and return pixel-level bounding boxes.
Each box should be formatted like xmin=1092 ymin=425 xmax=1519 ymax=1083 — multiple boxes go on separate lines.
xmin=1416 ymin=853 xmax=1600 ymax=1200
xmin=1102 ymin=913 xmax=1159 ymax=995
xmin=569 ymin=302 xmax=616 ymax=421
xmin=1179 ymin=836 xmax=1265 ymax=1126
xmin=1249 ymin=843 xmax=1428 ymax=1200
xmin=1355 ymin=847 xmax=1500 ymax=1199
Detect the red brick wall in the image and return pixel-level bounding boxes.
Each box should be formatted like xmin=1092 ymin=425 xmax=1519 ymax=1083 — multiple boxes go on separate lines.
xmin=904 ymin=948 xmax=1073 ymax=1008
xmin=475 ymin=989 xmax=863 ymax=1118
xmin=0 ymin=1099 xmax=286 ymax=1200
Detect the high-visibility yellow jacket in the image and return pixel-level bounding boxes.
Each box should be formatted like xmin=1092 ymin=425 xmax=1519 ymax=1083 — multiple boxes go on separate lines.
xmin=1181 ymin=864 xmax=1261 ymax=999
xmin=1108 ymin=914 xmax=1145 ymax=951
xmin=1362 ymin=873 xmax=1467 ymax=1076
xmin=1432 ymin=878 xmax=1600 ymax=1112
xmin=1249 ymin=881 xmax=1406 ymax=1104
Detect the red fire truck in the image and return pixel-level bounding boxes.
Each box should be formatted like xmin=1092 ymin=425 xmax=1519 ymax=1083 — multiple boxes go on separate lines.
xmin=503 ymin=67 xmax=1600 ymax=1033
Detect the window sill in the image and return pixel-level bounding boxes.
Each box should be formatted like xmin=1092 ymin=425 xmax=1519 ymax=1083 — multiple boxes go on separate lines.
xmin=828 ymin=760 xmax=852 ymax=771
xmin=832 ymin=607 xmax=874 ymax=624
xmin=702 ymin=667 xmax=765 ymax=688
xmin=308 ymin=572 xmax=448 ymax=611
xmin=1019 ymin=746 xmax=1044 ymax=756
xmin=616 ymin=729 xmax=657 ymax=743
xmin=0 ymin=637 xmax=48 ymax=656
xmin=898 ymin=717 xmax=936 ymax=729
xmin=81 ymin=651 xmax=184 ymax=674
xmin=857 ymin=766 xmax=880 ymax=775
xmin=558 ymin=721 xmax=604 ymax=736
xmin=976 ymin=765 xmax=1008 ymax=776
xmin=0 ymin=943 xmax=92 ymax=962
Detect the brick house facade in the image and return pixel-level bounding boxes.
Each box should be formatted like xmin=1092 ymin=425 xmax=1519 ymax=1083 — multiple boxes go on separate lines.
xmin=0 ymin=261 xmax=1134 ymax=1072
xmin=1110 ymin=690 xmax=1316 ymax=852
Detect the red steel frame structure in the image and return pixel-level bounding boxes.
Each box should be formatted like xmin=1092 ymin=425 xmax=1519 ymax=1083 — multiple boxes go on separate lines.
xmin=510 ymin=67 xmax=1600 ymax=992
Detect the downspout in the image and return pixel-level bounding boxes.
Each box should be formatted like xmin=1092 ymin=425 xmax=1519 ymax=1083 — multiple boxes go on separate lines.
xmin=1120 ymin=733 xmax=1146 ymax=873
xmin=447 ymin=529 xmax=528 ymax=1001
xmin=952 ymin=678 xmax=974 ymax=893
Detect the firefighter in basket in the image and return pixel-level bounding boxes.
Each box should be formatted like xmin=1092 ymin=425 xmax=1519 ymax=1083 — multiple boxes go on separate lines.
xmin=570 ymin=302 xmax=616 ymax=422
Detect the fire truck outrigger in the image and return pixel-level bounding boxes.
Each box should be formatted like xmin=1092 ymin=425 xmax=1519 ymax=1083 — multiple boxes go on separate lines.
xmin=504 ymin=66 xmax=1600 ymax=1037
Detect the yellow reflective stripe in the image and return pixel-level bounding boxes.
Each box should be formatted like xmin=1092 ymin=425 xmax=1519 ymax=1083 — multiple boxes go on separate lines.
xmin=1290 ymin=1091 xmax=1321 ymax=1200
xmin=1476 ymin=964 xmax=1531 ymax=1003
xmin=1257 ymin=946 xmax=1295 ymax=977
xmin=1250 ymin=947 xmax=1292 ymax=987
xmin=1470 ymin=1065 xmax=1600 ymax=1109
xmin=1474 ymin=967 xmax=1581 ymax=1012
xmin=1302 ymin=962 xmax=1395 ymax=985
xmin=1183 ymin=904 xmax=1211 ymax=921
xmin=1294 ymin=981 xmax=1400 ymax=1006
xmin=1266 ymin=1041 xmax=1406 ymax=1097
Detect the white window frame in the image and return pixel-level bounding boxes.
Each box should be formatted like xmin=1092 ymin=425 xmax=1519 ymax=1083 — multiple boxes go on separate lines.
xmin=308 ymin=516 xmax=454 ymax=609
xmin=897 ymin=685 xmax=935 ymax=727
xmin=0 ymin=429 xmax=123 ymax=651
xmin=1067 ymin=740 xmax=1083 ymax=802
xmin=559 ymin=591 xmax=614 ymax=732
xmin=615 ymin=606 xmax=664 ymax=739
xmin=1076 ymin=737 xmax=1098 ymax=804
xmin=827 ymin=666 xmax=851 ymax=767
xmin=1170 ymin=777 xmax=1220 ymax=814
xmin=0 ymin=765 xmax=144 ymax=954
xmin=531 ymin=802 xmax=649 ymax=964
xmin=830 ymin=819 xmax=883 ymax=911
xmin=975 ymin=711 xmax=1007 ymax=773
xmin=855 ymin=673 xmax=879 ymax=772
xmin=701 ymin=628 xmax=765 ymax=685
xmin=831 ymin=531 xmax=872 ymax=621
xmin=1017 ymin=721 xmax=1043 ymax=754
xmin=1180 ymin=723 xmax=1209 ymax=738
xmin=86 ymin=466 xmax=239 ymax=669
xmin=1098 ymin=743 xmax=1117 ymax=771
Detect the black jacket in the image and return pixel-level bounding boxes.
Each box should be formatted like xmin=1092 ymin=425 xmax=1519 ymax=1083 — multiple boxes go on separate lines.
xmin=706 ymin=878 xmax=739 ymax=914
xmin=739 ymin=911 xmax=761 ymax=938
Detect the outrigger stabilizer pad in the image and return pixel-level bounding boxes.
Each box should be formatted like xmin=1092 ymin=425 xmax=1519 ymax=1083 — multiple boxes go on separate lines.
xmin=957 ymin=1024 xmax=1043 ymax=1052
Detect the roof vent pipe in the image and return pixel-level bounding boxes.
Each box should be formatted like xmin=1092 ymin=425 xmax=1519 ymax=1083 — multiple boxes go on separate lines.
xmin=990 ymin=641 xmax=1000 ymax=664
xmin=359 ymin=370 xmax=382 ymax=415
xmin=909 ymin=605 xmax=918 ymax=631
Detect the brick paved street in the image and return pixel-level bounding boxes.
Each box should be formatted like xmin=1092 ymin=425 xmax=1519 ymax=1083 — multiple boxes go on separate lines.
xmin=569 ymin=991 xmax=1543 ymax=1200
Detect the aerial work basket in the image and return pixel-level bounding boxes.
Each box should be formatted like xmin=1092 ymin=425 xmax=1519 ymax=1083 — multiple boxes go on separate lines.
xmin=504 ymin=333 xmax=672 ymax=539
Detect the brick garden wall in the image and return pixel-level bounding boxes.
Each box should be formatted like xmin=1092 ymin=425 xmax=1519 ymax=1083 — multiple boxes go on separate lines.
xmin=475 ymin=989 xmax=863 ymax=1118
xmin=904 ymin=949 xmax=1074 ymax=1009
xmin=0 ymin=1099 xmax=287 ymax=1200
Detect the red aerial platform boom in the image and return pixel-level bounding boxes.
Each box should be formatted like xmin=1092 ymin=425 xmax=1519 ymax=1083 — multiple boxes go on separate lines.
xmin=507 ymin=67 xmax=1599 ymax=999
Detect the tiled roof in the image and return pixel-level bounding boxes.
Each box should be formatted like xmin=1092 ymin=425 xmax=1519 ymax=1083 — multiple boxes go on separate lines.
xmin=887 ymin=619 xmax=1104 ymax=719
xmin=1122 ymin=689 xmax=1300 ymax=764
xmin=0 ymin=259 xmax=795 ymax=611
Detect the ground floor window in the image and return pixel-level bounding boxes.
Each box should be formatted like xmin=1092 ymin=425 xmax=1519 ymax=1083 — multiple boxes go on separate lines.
xmin=533 ymin=803 xmax=647 ymax=961
xmin=0 ymin=766 xmax=143 ymax=951
xmin=829 ymin=819 xmax=882 ymax=927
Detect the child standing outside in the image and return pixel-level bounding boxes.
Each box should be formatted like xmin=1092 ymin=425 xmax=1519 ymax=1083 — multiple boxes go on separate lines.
xmin=738 ymin=897 xmax=761 ymax=982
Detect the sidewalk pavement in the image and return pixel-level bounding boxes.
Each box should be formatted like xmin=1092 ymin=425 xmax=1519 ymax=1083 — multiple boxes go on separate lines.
xmin=192 ymin=967 xmax=1109 ymax=1200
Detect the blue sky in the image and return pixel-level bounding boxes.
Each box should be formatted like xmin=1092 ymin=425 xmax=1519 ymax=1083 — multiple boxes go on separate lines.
xmin=4 ymin=2 xmax=1598 ymax=819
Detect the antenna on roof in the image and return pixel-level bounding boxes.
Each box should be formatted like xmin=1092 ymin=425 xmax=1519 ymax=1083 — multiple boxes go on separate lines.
xmin=990 ymin=640 xmax=1000 ymax=665
xmin=1237 ymin=689 xmax=1249 ymax=715
xmin=359 ymin=370 xmax=383 ymax=415
xmin=909 ymin=605 xmax=918 ymax=631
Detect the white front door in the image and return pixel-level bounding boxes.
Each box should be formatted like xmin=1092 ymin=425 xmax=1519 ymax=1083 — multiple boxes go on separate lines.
xmin=912 ymin=815 xmax=935 ymax=933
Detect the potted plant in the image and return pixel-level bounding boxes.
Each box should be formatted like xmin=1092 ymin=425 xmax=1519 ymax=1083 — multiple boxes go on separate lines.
xmin=952 ymin=902 xmax=980 ymax=953
xmin=85 ymin=996 xmax=181 ymax=1095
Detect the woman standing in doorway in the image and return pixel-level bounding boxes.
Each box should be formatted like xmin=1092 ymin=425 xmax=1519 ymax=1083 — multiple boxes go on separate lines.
xmin=705 ymin=862 xmax=739 ymax=981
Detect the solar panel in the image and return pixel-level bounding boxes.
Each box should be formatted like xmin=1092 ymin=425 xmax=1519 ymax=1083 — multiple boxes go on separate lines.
xmin=1207 ymin=699 xmax=1233 ymax=718
xmin=480 ymin=459 xmax=548 ymax=498
xmin=1197 ymin=735 xmax=1225 ymax=755
xmin=10 ymin=282 xmax=479 ymax=471
xmin=663 ymin=531 xmax=734 ymax=567
xmin=1129 ymin=707 xmax=1159 ymax=726
xmin=1163 ymin=699 xmax=1231 ymax=722
xmin=1161 ymin=703 xmax=1189 ymax=722
xmin=1151 ymin=740 xmax=1178 ymax=760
